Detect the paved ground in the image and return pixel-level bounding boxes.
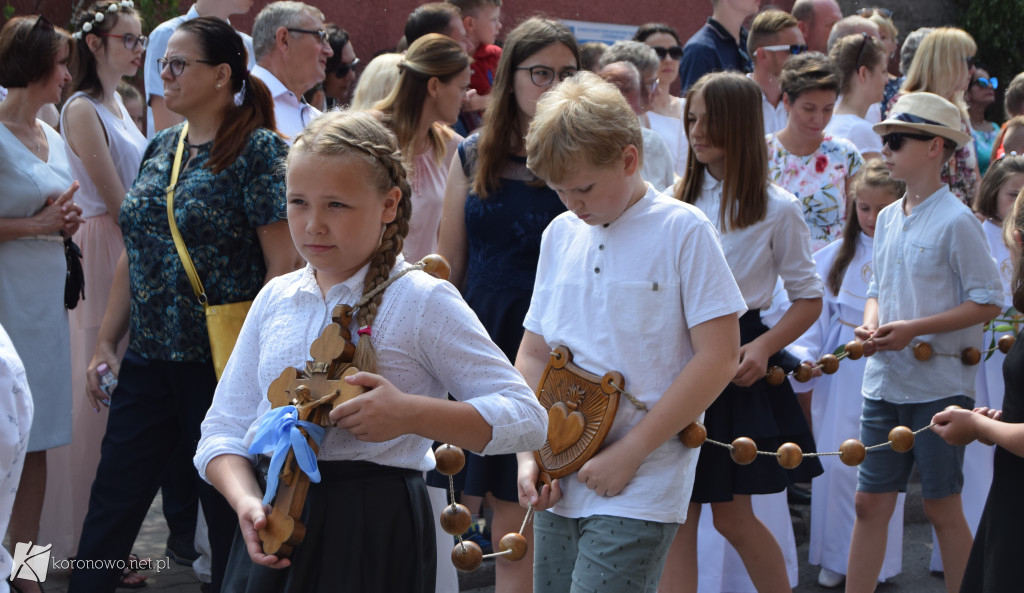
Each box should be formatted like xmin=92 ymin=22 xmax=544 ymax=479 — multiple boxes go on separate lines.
xmin=33 ymin=485 xmax=947 ymax=593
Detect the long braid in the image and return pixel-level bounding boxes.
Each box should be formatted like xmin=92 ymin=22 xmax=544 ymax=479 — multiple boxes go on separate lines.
xmin=352 ymin=155 xmax=412 ymax=373
xmin=288 ymin=110 xmax=414 ymax=374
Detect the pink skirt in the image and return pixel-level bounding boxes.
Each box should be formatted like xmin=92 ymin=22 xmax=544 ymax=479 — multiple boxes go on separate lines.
xmin=38 ymin=213 xmax=128 ymax=560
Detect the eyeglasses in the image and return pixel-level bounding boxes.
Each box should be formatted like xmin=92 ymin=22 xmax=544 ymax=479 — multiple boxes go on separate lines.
xmin=761 ymin=44 xmax=807 ymax=55
xmin=645 ymin=77 xmax=659 ymax=95
xmin=856 ymin=7 xmax=893 ymax=19
xmin=971 ymin=76 xmax=999 ymax=90
xmin=158 ymin=56 xmax=217 ymax=78
xmin=651 ymin=45 xmax=683 ymax=60
xmin=334 ymin=57 xmax=360 ymax=78
xmin=515 ymin=65 xmax=578 ymax=87
xmin=100 ymin=32 xmax=148 ymax=50
xmin=881 ymin=132 xmax=936 ymax=151
xmin=287 ymin=27 xmax=328 ymax=45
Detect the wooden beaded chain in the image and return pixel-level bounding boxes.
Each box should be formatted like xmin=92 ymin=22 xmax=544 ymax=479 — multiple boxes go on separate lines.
xmin=433 ymin=444 xmax=532 ymax=572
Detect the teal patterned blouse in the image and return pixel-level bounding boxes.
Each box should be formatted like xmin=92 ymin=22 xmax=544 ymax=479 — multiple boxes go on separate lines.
xmin=120 ymin=124 xmax=288 ymax=362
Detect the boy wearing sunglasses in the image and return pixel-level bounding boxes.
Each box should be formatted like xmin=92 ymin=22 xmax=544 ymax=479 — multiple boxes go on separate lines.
xmin=845 ymin=92 xmax=1003 ymax=593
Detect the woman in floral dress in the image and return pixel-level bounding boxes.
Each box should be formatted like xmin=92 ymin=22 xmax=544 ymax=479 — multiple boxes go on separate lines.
xmin=767 ymin=52 xmax=863 ymax=253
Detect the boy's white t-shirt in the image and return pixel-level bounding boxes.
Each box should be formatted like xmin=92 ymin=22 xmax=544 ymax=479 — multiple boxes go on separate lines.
xmin=523 ymin=185 xmax=746 ymax=524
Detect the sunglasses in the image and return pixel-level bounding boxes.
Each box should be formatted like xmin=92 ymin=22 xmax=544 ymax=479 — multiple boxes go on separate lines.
xmin=99 ymin=32 xmax=148 ymax=51
xmin=856 ymin=7 xmax=893 ymax=19
xmin=972 ymin=76 xmax=998 ymax=90
xmin=761 ymin=44 xmax=808 ymax=55
xmin=287 ymin=27 xmax=328 ymax=45
xmin=881 ymin=132 xmax=936 ymax=151
xmin=334 ymin=57 xmax=359 ymax=78
xmin=651 ymin=45 xmax=683 ymax=60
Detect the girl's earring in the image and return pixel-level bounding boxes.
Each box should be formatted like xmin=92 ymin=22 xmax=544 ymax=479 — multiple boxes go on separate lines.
xmin=216 ymin=83 xmax=222 ymax=89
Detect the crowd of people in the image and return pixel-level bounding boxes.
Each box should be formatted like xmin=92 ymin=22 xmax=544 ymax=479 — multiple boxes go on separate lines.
xmin=1 ymin=1 xmax=1022 ymax=593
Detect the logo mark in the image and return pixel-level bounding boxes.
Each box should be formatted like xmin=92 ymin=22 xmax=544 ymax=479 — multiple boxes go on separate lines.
xmin=10 ymin=542 xmax=51 ymax=583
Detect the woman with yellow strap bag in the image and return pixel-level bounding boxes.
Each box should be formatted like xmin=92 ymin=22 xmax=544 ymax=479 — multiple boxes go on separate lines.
xmin=73 ymin=17 xmax=299 ymax=593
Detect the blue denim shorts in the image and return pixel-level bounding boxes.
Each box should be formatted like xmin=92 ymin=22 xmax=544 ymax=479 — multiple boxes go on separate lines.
xmin=856 ymin=395 xmax=971 ymax=499
xmin=533 ymin=511 xmax=678 ymax=593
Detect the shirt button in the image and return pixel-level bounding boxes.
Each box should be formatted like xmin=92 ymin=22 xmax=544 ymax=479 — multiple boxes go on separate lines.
xmin=598 ymin=244 xmax=605 ymax=250
xmin=594 ymin=267 xmax=601 ymax=273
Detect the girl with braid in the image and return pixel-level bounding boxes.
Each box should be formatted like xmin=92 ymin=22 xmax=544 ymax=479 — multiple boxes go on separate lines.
xmin=195 ymin=110 xmax=547 ymax=593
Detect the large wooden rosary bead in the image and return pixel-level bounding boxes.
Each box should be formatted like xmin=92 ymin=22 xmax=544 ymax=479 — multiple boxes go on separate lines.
xmin=421 ymin=254 xmax=451 ymax=280
xmin=819 ymin=354 xmax=840 ymax=375
xmin=999 ymin=334 xmax=1016 ymax=354
xmin=440 ymin=503 xmax=472 ymax=536
xmin=839 ymin=439 xmax=866 ymax=466
xmin=679 ymin=422 xmax=707 ymax=448
xmin=451 ymin=540 xmax=483 ymax=572
xmin=913 ymin=342 xmax=933 ymax=361
xmin=434 ymin=444 xmax=466 ymax=476
xmin=844 ymin=340 xmax=864 ymax=360
xmin=776 ymin=442 xmax=803 ymax=469
xmin=498 ymin=533 xmax=528 ymax=561
xmin=961 ymin=347 xmax=981 ymax=366
xmin=765 ymin=366 xmax=786 ymax=386
xmin=730 ymin=437 xmax=757 ymax=465
xmin=792 ymin=362 xmax=814 ymax=383
xmin=888 ymin=426 xmax=915 ymax=453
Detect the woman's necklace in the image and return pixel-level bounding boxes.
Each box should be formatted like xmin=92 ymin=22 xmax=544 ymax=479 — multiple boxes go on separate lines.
xmin=4 ymin=120 xmax=45 ymax=156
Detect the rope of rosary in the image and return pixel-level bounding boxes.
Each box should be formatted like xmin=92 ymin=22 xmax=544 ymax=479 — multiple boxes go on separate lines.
xmin=434 ymin=444 xmax=532 ymax=572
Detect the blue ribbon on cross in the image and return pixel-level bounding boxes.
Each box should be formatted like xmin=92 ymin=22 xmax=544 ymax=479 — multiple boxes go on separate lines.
xmin=248 ymin=405 xmax=326 ymax=505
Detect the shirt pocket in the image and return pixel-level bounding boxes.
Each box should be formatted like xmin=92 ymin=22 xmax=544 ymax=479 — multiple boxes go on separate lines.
xmin=607 ymin=281 xmax=683 ymax=346
xmin=906 ymin=238 xmax=946 ymax=285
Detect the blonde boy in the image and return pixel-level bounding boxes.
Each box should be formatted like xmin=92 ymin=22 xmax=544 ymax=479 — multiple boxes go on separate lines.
xmin=516 ymin=71 xmax=745 ymax=592
xmin=847 ymin=92 xmax=1003 ymax=593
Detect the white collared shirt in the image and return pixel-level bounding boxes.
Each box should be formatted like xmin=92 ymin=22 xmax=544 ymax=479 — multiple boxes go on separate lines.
xmin=251 ymin=65 xmax=321 ymax=144
xmin=692 ymin=175 xmax=823 ymax=310
xmin=748 ymin=73 xmax=788 ymax=134
xmin=524 ymin=186 xmax=746 ymax=524
xmin=194 ymin=258 xmax=547 ymax=482
xmin=864 ymin=187 xmax=1003 ymax=403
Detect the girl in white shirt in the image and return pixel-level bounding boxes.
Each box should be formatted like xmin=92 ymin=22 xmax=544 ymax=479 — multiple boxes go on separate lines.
xmin=789 ymin=159 xmax=907 ymax=588
xmin=664 ymin=71 xmax=824 ymax=593
xmin=196 ymin=110 xmax=547 ymax=593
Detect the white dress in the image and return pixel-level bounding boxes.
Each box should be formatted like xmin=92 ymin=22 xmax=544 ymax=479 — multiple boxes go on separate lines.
xmin=0 ymin=322 xmax=34 ymax=585
xmin=929 ymin=218 xmax=1014 ymax=571
xmin=789 ymin=233 xmax=905 ymax=581
xmin=0 ymin=122 xmax=73 ymax=452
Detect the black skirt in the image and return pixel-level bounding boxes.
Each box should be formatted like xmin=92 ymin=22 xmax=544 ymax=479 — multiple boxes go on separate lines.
xmin=690 ymin=310 xmax=824 ymax=503
xmin=222 ymin=460 xmax=436 ymax=593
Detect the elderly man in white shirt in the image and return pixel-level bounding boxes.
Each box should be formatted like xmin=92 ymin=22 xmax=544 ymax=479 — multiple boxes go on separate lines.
xmin=250 ymin=1 xmax=334 ymax=143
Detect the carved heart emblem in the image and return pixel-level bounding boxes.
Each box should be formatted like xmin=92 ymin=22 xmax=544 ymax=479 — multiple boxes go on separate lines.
xmin=547 ymin=402 xmax=586 ymax=455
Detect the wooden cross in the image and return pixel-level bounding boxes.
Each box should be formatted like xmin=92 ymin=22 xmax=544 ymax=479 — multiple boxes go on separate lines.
xmin=259 ymin=305 xmax=368 ymax=558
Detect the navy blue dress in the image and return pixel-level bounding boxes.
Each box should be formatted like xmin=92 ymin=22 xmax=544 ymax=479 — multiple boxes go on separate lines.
xmin=428 ymin=133 xmax=565 ymax=501
xmin=960 ymin=331 xmax=1024 ymax=592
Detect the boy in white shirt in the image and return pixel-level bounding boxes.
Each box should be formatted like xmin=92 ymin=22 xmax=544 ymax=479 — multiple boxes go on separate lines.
xmin=515 ymin=71 xmax=746 ymax=592
xmin=847 ymin=92 xmax=1004 ymax=593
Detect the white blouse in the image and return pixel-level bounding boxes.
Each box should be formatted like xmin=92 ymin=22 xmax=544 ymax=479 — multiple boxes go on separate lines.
xmin=195 ymin=258 xmax=547 ymax=481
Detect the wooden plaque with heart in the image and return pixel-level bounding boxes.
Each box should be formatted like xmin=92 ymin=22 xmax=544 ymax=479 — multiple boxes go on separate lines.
xmin=533 ymin=346 xmax=623 ymax=485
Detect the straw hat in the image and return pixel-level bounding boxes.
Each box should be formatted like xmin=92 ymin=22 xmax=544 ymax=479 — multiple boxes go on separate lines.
xmin=872 ymin=92 xmax=972 ymax=149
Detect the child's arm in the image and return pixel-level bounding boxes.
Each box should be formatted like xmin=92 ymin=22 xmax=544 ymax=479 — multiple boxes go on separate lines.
xmin=734 ymin=298 xmax=821 ymax=386
xmin=437 ymin=155 xmax=470 ymax=289
xmin=331 ymin=372 xmax=494 ymax=451
xmin=576 ymin=313 xmax=740 ymax=497
xmin=515 ymin=329 xmax=563 ymax=510
xmin=205 ymin=454 xmax=291 ymax=569
xmin=931 ymin=407 xmax=1024 ymax=457
xmin=869 ymin=301 xmax=1001 ymax=352
xmin=856 ymin=297 xmax=880 ymax=356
